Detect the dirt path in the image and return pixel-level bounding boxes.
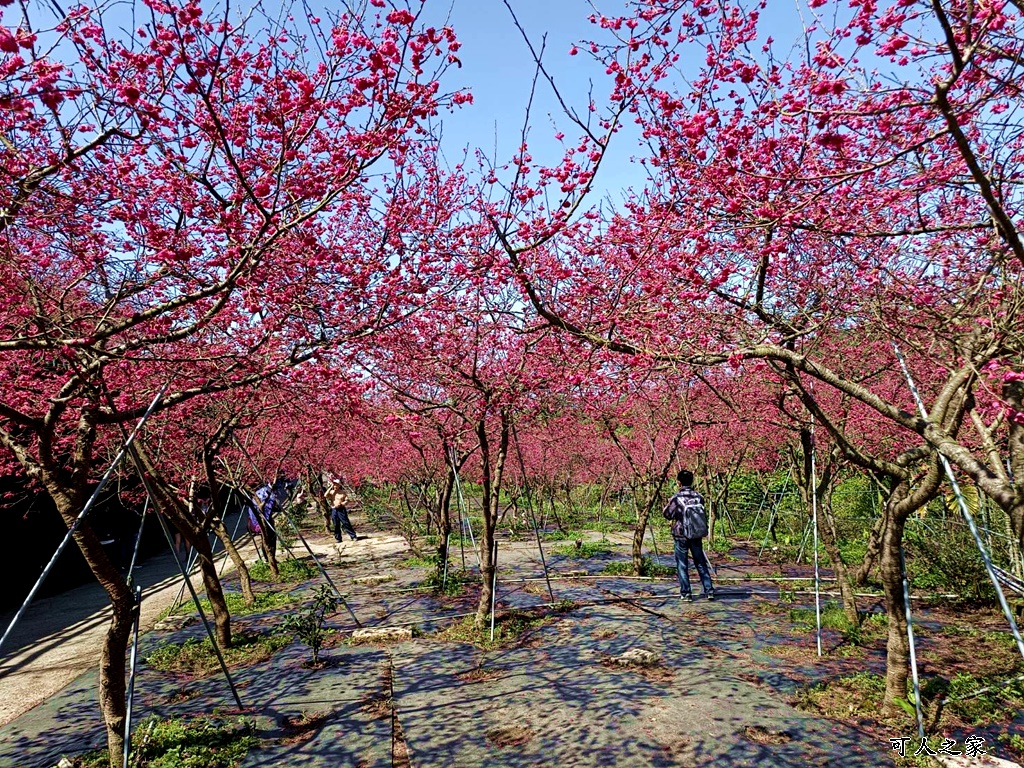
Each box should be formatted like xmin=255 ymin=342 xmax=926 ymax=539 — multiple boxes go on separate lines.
xmin=0 ymin=536 xmax=251 ymax=727
xmin=0 ymin=509 xmax=402 ymax=729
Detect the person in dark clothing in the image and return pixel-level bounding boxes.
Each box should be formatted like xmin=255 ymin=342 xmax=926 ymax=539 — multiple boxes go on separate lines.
xmin=663 ymin=469 xmax=714 ymax=602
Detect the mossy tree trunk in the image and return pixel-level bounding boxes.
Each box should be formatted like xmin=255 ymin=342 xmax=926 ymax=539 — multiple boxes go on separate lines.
xmin=877 ymin=458 xmax=941 ymax=716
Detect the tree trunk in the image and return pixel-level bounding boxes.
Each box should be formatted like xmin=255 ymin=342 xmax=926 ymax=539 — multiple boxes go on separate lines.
xmin=475 ymin=409 xmax=509 ymax=629
xmin=854 ymin=512 xmax=886 ymax=586
xmin=262 ymin=524 xmax=280 ymax=579
xmin=212 ymin=518 xmax=254 ymax=606
xmin=436 ymin=467 xmax=455 ymax=568
xmin=879 ymin=505 xmax=911 ymax=716
xmin=133 ymin=445 xmax=236 ymax=647
xmin=476 ymin=476 xmax=496 ymax=630
xmin=818 ymin=496 xmax=859 ymax=627
xmin=49 ymin=487 xmax=133 ymax=767
xmin=194 ymin=532 xmax=233 ymax=648
xmin=626 ymin=518 xmax=643 ymax=577
xmin=878 ymin=457 xmax=942 ymax=717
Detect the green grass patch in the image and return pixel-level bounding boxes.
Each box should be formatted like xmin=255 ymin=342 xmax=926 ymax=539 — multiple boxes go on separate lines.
xmin=423 ymin=566 xmax=472 ymax=596
xmin=943 ymin=672 xmax=1024 ymax=725
xmin=170 ymin=590 xmax=296 ymax=619
xmin=640 ymin=557 xmax=675 ymax=578
xmin=602 ymin=560 xmax=637 ymax=576
xmin=436 ymin=604 xmax=575 ymax=649
xmin=788 ymin=601 xmax=887 ymax=646
xmin=709 ymin=536 xmax=733 ymax=554
xmin=552 ymin=540 xmax=614 ymax=558
xmin=797 ymin=671 xmax=904 ymax=724
xmin=398 ymin=553 xmax=440 ymax=569
xmin=146 ymin=631 xmax=289 ymax=676
xmin=248 ymin=558 xmax=316 ymax=583
xmin=789 ymin=601 xmax=855 ymax=634
xmin=71 ymin=715 xmax=258 ymax=768
xmin=600 ymin=556 xmax=674 ymax=578
xmin=538 ymin=529 xmax=585 ymax=542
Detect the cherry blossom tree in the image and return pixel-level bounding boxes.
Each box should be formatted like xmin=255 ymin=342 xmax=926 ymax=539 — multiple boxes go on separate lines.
xmin=485 ymin=0 xmax=1023 ymax=716
xmin=0 ymin=0 xmax=465 ymax=761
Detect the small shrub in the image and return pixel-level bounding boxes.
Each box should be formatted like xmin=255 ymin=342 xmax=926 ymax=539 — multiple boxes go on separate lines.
xmin=600 ymin=557 xmax=673 ymax=577
xmin=282 ymin=584 xmax=337 ymax=665
xmin=639 ymin=557 xmax=675 ymax=578
xmin=709 ymin=537 xmax=732 ymax=554
xmin=904 ymin=525 xmax=994 ymax=599
xmin=843 ymin=612 xmax=887 ymax=646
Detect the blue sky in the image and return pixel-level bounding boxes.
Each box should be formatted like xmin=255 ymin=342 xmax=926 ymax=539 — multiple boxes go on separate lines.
xmin=419 ymin=0 xmax=814 ymax=201
xmin=420 ymin=0 xmax=648 ymax=200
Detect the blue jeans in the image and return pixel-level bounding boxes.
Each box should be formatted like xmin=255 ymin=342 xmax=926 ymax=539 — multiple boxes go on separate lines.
xmin=673 ymin=537 xmax=713 ymax=596
xmin=331 ymin=507 xmax=357 ymax=541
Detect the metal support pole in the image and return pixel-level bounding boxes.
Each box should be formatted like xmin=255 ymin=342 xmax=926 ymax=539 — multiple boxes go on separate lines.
xmin=895 ymin=344 xmax=1024 ymax=664
xmin=465 ymin=514 xmax=478 ymax=565
xmin=126 ymin=496 xmax=151 ymax=584
xmin=811 ymin=427 xmax=823 ymax=658
xmin=509 ymin=422 xmax=555 ymax=603
xmin=450 ymin=462 xmax=479 ymax=568
xmin=442 ymin=533 xmax=451 ymax=590
xmin=458 ymin=520 xmax=467 ymax=571
xmin=489 ymin=539 xmax=498 ymax=642
xmin=747 ymin=459 xmax=781 ymax=539
xmin=217 ymin=492 xmax=246 ymax=578
xmin=757 ymin=501 xmax=779 ymax=561
xmin=529 ymin=500 xmax=555 ymax=603
xmin=122 ymin=585 xmax=142 ymax=768
xmin=151 ymin=505 xmax=244 ymax=709
xmin=795 ymin=518 xmax=813 ymax=564
xmin=647 ymin=515 xmax=660 ymax=559
xmin=171 ymin=545 xmax=200 ymax=612
xmin=0 ymin=383 xmax=168 ymax=658
xmin=747 ymin=492 xmax=767 ymax=540
xmin=280 ymin=510 xmax=362 ymax=628
xmin=900 ymin=546 xmax=926 ymax=741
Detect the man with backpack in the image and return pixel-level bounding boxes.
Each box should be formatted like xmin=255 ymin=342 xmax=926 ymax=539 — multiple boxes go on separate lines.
xmin=663 ymin=469 xmax=715 ymax=602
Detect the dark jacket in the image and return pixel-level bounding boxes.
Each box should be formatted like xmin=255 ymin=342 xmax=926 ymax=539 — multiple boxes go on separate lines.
xmin=663 ymin=487 xmax=709 ymax=539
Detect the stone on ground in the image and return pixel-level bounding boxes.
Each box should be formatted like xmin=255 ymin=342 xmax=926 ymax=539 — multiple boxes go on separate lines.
xmin=613 ymin=647 xmax=659 ymax=666
xmin=351 ymin=626 xmax=413 ymax=644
